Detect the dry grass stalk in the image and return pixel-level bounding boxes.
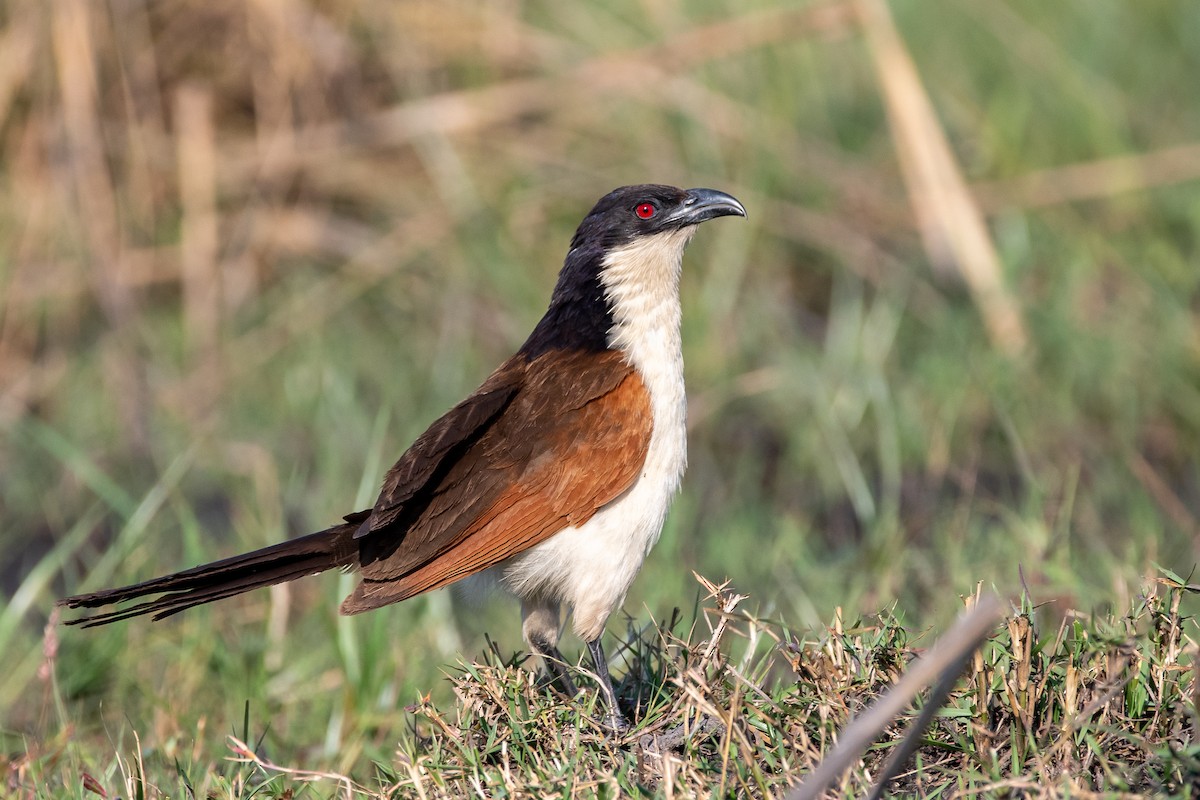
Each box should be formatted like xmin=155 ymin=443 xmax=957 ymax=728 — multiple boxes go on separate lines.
xmin=219 ymin=1 xmax=859 ymax=177
xmin=174 ymin=83 xmax=221 ymax=362
xmin=226 ymin=735 xmax=363 ymax=800
xmin=855 ymin=0 xmax=1028 ymax=356
xmin=51 ymin=0 xmax=120 ymax=292
xmin=972 ymin=142 xmax=1200 ymax=212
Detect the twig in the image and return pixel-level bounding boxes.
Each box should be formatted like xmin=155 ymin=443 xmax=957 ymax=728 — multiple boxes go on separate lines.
xmin=227 ymin=735 xmax=363 ymax=800
xmin=788 ymin=592 xmax=1004 ymax=800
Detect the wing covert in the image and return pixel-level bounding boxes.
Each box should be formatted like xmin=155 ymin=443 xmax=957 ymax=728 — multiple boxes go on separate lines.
xmin=342 ymin=348 xmax=652 ymax=614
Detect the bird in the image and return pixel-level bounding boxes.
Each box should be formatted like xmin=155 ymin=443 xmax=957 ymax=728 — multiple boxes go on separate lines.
xmin=59 ymin=184 xmax=746 ymax=728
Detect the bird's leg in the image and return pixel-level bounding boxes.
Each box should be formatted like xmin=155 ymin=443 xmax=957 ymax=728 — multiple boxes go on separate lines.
xmin=521 ymin=598 xmax=577 ymax=697
xmin=587 ymin=637 xmax=629 ymax=733
xmin=530 ymin=635 xmax=579 ymax=697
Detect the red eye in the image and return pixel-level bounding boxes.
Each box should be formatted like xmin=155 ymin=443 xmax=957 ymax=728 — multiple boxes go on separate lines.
xmin=635 ymin=203 xmax=656 ymax=219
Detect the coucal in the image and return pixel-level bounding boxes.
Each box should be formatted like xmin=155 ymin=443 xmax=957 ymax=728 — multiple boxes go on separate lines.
xmin=60 ymin=184 xmax=746 ymax=726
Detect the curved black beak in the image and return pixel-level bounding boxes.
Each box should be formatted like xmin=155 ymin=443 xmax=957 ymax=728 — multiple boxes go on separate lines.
xmin=667 ymin=188 xmax=747 ymax=226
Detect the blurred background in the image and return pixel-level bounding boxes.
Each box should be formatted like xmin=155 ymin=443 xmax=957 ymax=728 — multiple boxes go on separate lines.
xmin=2 ymin=0 xmax=1199 ymax=766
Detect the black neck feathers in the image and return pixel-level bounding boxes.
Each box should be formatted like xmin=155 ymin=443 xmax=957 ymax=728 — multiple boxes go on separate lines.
xmin=519 ymin=242 xmax=614 ymax=358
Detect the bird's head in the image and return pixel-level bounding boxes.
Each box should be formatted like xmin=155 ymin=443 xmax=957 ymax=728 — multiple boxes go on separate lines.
xmin=524 ymin=184 xmax=745 ymax=356
xmin=569 ymin=184 xmax=747 ymax=253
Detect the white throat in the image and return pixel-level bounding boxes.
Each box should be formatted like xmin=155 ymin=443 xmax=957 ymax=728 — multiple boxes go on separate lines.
xmin=599 ymin=227 xmax=695 ymax=492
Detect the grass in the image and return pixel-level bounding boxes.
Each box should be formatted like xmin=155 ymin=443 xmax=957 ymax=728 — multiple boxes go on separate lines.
xmin=12 ymin=575 xmax=1200 ymax=797
xmin=2 ymin=0 xmax=1199 ymax=795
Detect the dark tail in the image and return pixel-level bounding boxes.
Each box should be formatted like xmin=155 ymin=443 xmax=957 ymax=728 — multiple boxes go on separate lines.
xmin=59 ymin=512 xmax=367 ymax=627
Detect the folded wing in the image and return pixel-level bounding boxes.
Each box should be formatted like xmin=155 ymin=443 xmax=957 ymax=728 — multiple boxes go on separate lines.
xmin=342 ymin=348 xmax=652 ymax=613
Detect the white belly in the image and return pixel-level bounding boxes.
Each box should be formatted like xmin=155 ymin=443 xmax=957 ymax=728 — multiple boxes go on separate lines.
xmin=496 ymin=406 xmax=686 ymax=641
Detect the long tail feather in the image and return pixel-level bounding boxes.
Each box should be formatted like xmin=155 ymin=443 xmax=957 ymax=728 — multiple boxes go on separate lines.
xmin=59 ymin=515 xmax=365 ymax=627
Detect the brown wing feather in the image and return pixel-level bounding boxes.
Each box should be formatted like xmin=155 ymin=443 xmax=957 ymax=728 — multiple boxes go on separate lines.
xmin=341 ymin=348 xmax=652 ymax=614
xmin=355 ymin=361 xmax=525 ymax=535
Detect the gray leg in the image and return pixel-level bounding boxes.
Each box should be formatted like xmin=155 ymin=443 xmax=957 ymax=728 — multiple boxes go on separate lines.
xmin=522 ymin=598 xmax=577 ymax=697
xmin=587 ymin=637 xmax=629 ymax=733
xmin=530 ymin=634 xmax=579 ymax=697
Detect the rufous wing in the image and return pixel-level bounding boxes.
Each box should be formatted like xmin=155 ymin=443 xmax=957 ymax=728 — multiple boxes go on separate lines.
xmin=341 ymin=348 xmax=652 ymax=614
xmin=354 ymin=362 xmax=525 ymax=535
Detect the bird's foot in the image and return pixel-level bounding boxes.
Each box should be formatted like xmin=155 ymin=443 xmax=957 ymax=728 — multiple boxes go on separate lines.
xmin=601 ymin=706 xmax=631 ymax=736
xmin=584 ymin=638 xmax=631 ymax=737
xmin=638 ymin=713 xmax=722 ymax=755
xmin=530 ymin=637 xmax=580 ymax=698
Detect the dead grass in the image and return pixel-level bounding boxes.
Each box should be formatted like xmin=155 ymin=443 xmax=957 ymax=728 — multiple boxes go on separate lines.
xmin=390 ymin=574 xmax=1200 ymax=798
xmin=23 ymin=573 xmax=1191 ymax=798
